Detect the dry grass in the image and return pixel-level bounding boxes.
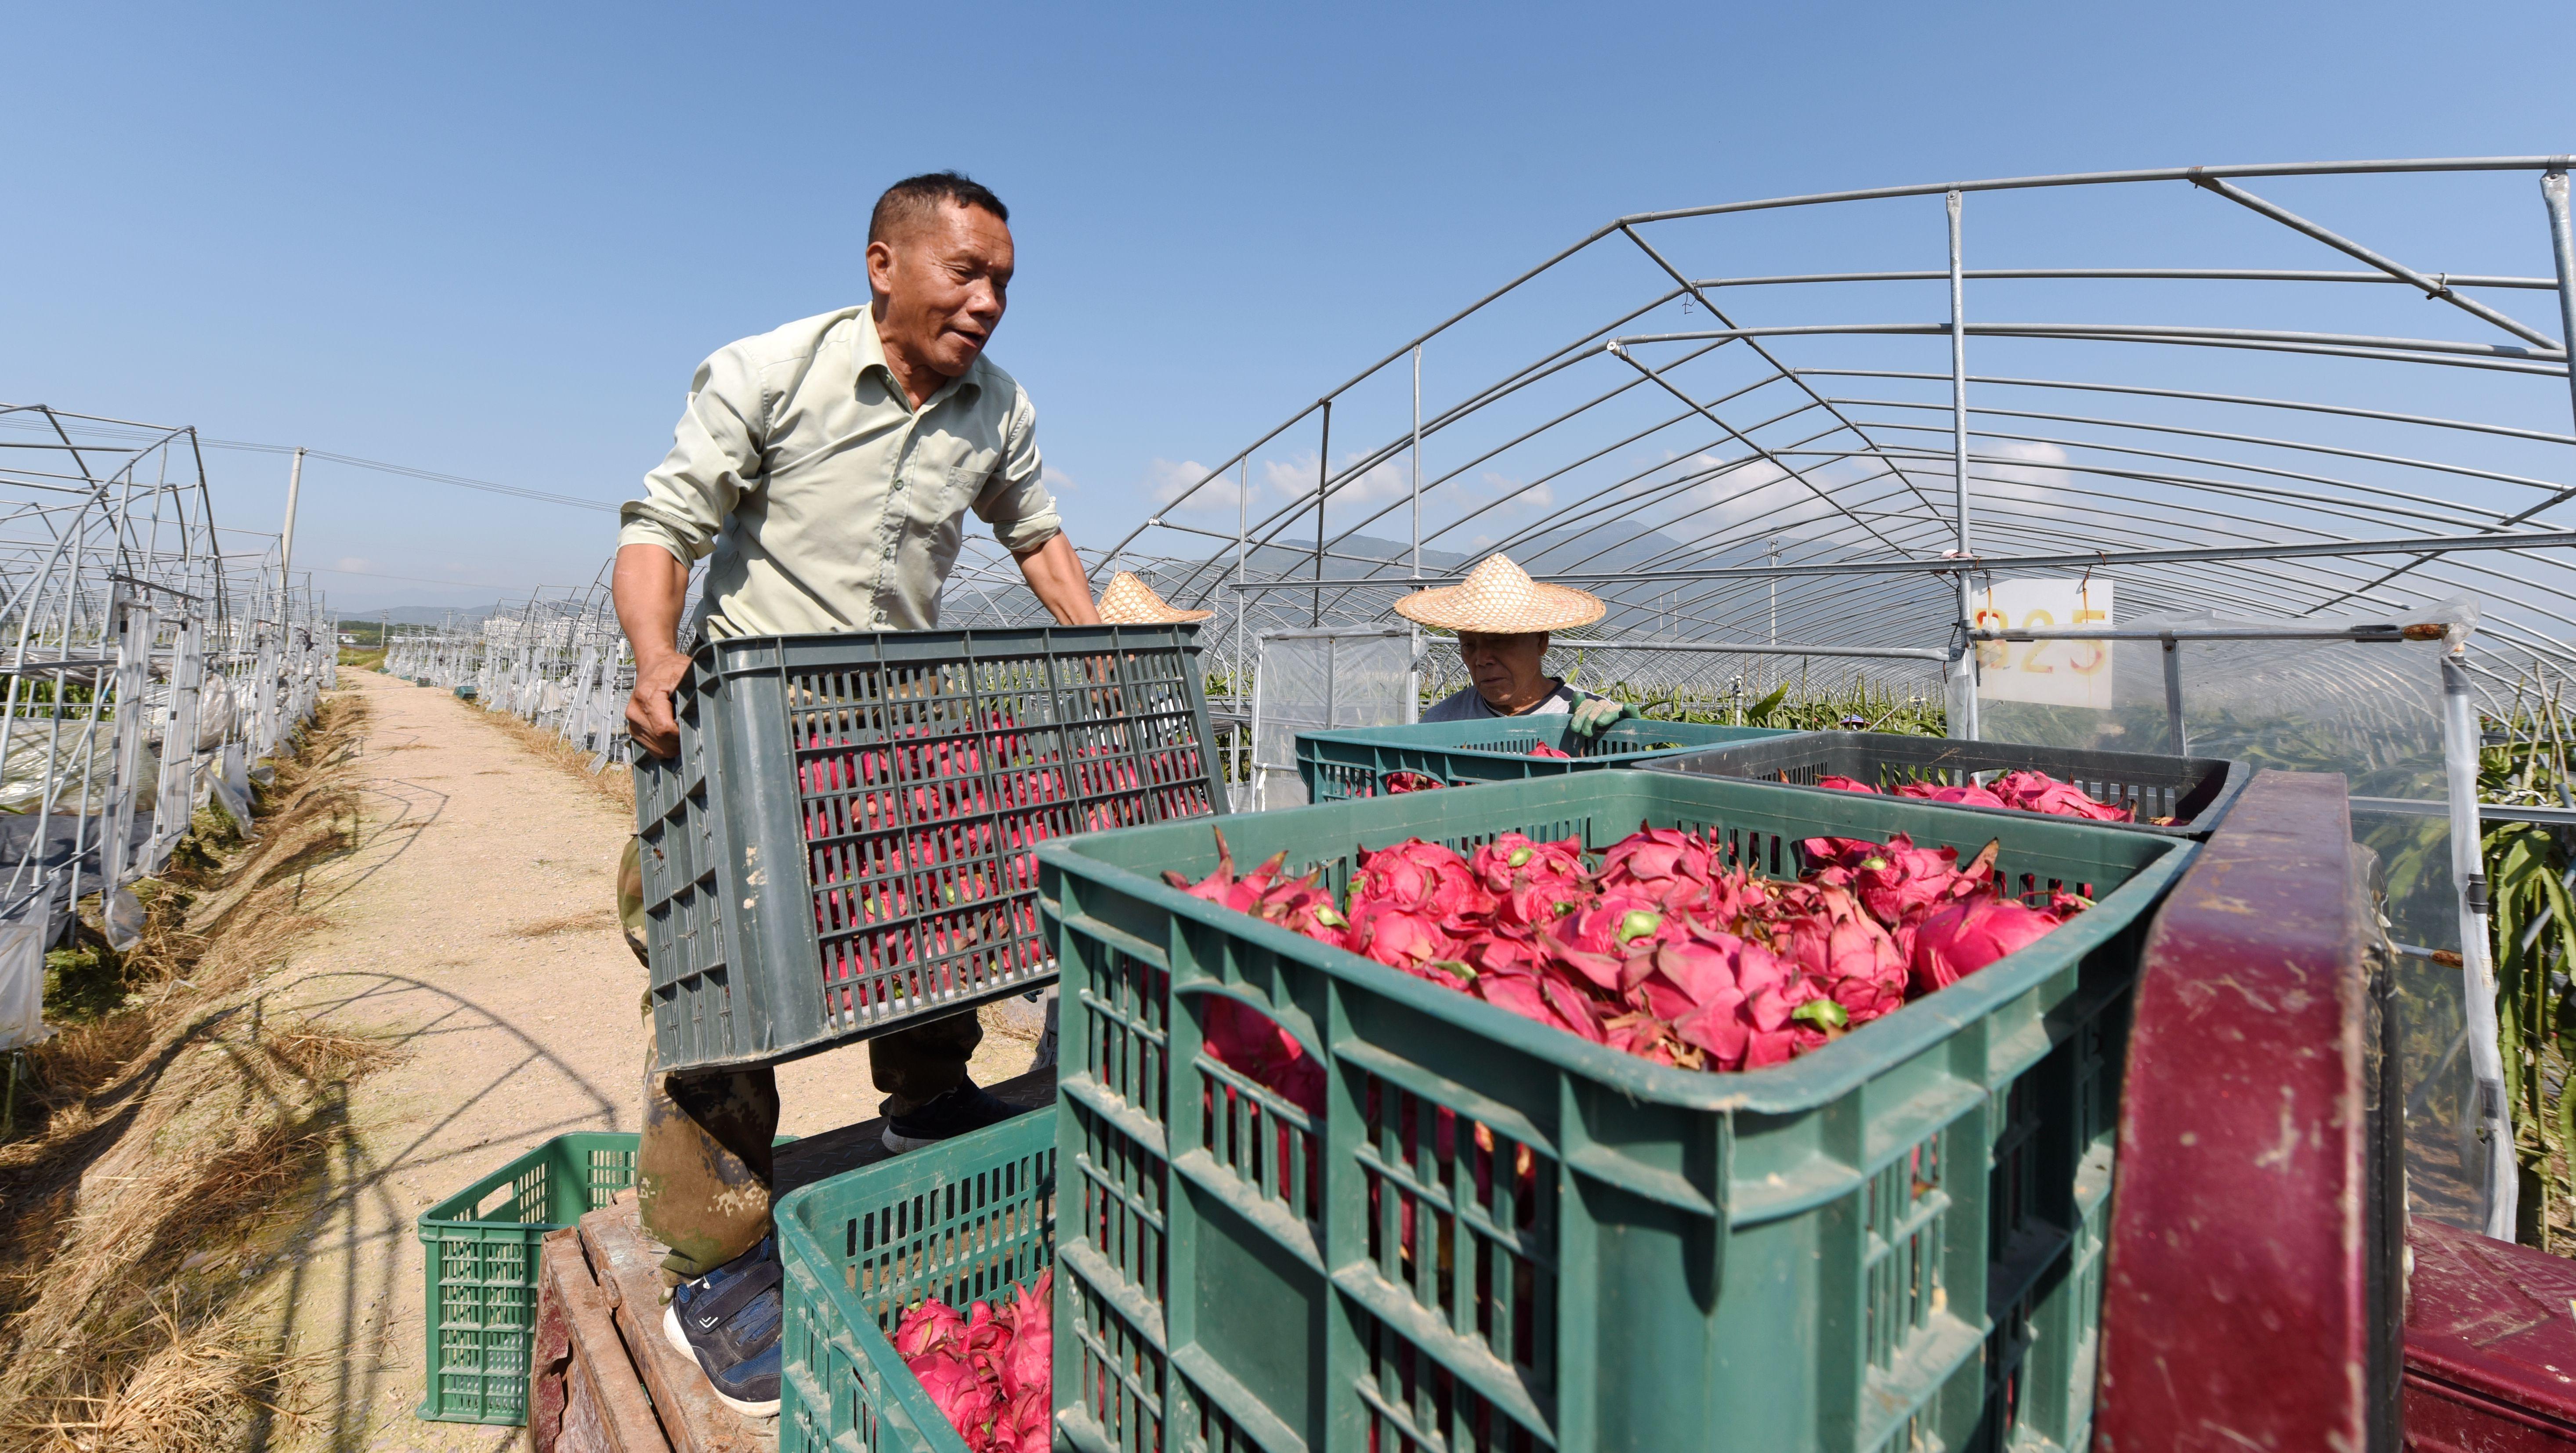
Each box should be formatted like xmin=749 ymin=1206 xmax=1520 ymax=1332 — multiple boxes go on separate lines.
xmin=260 ymin=1021 xmax=404 ymax=1085
xmin=468 ymin=705 xmax=633 ymax=815
xmin=13 ymin=1302 xmax=322 ymax=1453
xmin=513 ymin=908 xmax=618 ymax=940
xmin=0 ymin=694 xmax=391 ymax=1453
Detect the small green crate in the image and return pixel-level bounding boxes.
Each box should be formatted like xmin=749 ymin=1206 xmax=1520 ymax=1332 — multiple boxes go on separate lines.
xmin=415 ymin=1133 xmax=639 ymax=1425
xmin=1294 ymin=716 xmax=1796 ymax=802
xmin=1643 ymin=730 xmax=2248 ymax=839
xmin=1039 ymin=772 xmax=2195 ymax=1453
xmin=633 ymin=626 xmax=1226 ymax=1075
xmin=777 ymin=1112 xmax=1056 ymax=1453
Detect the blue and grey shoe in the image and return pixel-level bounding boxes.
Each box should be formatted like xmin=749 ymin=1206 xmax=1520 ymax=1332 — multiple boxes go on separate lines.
xmin=659 ymin=1235 xmax=784 ymax=1416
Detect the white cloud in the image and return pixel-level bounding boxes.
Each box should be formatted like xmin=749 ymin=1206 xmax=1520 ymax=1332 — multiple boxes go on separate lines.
xmin=1975 ymin=439 xmax=2077 ymax=506
xmin=1149 ymin=458 xmax=1248 ymax=514
xmin=335 ymin=556 xmax=371 ymax=573
xmin=1041 ymin=465 xmax=1078 ymax=492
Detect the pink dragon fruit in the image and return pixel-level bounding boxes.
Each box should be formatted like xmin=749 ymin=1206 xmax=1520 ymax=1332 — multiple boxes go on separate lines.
xmin=893 ymin=1268 xmax=1054 ymax=1453
xmin=1909 ymin=894 xmax=2063 ymax=994
xmin=1814 ymin=774 xmax=1880 ymax=793
xmin=1990 ymin=770 xmax=2134 ymax=822
xmin=1596 ymin=824 xmax=1718 ymax=911
xmin=1892 ymin=780 xmax=2013 ymax=810
xmin=1352 ymin=839 xmax=1492 ymax=926
xmin=1470 ymin=832 xmax=1586 ymax=896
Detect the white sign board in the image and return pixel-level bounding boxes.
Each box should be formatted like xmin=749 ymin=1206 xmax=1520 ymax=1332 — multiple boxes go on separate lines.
xmin=1972 ymin=578 xmax=2114 ymax=709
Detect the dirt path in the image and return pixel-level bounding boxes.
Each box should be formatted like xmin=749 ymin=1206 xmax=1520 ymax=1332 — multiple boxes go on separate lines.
xmin=261 ymin=670 xmax=1038 ymax=1452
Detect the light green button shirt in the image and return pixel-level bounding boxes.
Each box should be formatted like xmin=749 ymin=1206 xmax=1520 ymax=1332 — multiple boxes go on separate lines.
xmin=619 ymin=307 xmax=1063 ymax=638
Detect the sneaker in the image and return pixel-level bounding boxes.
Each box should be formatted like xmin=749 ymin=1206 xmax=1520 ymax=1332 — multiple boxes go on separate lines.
xmin=882 ymin=1077 xmax=1020 ymax=1154
xmin=660 ymin=1236 xmax=784 ymax=1417
xmin=704 ymin=1338 xmax=782 ymax=1417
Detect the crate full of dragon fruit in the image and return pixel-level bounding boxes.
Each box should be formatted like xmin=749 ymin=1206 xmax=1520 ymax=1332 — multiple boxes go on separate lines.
xmin=775 ymin=1109 xmax=1053 ymax=1453
xmin=1038 ymin=769 xmax=2194 ymax=1453
xmin=633 ymin=626 xmax=1225 ymax=1074
xmin=1643 ymin=728 xmax=2247 ymax=837
xmin=1294 ymin=716 xmax=1798 ymax=802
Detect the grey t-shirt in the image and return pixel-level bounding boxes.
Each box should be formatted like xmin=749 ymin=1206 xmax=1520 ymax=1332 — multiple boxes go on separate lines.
xmin=1421 ymin=679 xmax=1584 ymax=723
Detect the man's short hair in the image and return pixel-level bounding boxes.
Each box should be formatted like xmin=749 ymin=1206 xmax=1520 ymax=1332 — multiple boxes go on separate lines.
xmin=868 ymin=171 xmax=1009 ymax=245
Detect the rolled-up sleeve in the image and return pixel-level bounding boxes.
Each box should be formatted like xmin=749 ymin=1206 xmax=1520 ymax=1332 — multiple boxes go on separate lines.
xmin=619 ymin=345 xmax=768 ymax=564
xmin=973 ymin=387 xmax=1061 ymax=555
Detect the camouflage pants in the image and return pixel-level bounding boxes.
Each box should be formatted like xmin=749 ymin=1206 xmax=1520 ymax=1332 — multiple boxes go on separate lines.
xmin=617 ymin=837 xmax=982 ymax=1278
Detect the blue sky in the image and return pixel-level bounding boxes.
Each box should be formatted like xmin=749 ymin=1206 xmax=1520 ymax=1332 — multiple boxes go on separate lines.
xmin=3 ymin=0 xmax=2570 ymax=613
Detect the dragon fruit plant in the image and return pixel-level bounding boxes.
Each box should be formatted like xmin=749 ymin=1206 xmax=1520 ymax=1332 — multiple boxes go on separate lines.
xmin=893 ymin=1271 xmax=1054 ymax=1453
xmin=1169 ymin=819 xmax=2085 ymax=1082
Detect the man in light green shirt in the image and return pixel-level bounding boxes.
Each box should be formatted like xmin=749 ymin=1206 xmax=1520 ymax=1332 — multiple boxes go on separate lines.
xmin=609 ymin=172 xmax=1097 ymax=1415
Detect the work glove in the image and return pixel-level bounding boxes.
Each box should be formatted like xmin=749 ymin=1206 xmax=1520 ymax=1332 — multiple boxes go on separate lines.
xmin=1567 ymin=695 xmax=1639 ymax=738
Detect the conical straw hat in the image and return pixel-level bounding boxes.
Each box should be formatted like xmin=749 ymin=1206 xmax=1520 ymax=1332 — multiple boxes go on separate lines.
xmin=1096 ymin=571 xmax=1214 ymax=625
xmin=1392 ymin=555 xmax=1603 ymax=633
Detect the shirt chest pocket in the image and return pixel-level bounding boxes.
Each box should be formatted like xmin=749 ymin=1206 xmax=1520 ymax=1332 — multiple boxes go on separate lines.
xmin=896 ymin=458 xmax=988 ymax=528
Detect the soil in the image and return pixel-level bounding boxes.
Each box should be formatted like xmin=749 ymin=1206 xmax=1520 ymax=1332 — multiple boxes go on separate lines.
xmin=257 ymin=670 xmax=1039 ymax=1452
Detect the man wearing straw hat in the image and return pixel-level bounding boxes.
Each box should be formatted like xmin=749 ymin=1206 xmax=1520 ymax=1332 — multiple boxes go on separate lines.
xmin=1396 ymin=554 xmax=1636 ymax=732
xmin=610 ymin=171 xmax=1099 ymax=1414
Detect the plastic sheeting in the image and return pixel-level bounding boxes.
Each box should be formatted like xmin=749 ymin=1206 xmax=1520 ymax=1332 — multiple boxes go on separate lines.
xmin=1249 ymin=628 xmax=1415 ymax=809
xmin=1978 ymin=607 xmax=2489 ymax=1231
xmin=0 ymin=919 xmax=44 ymax=1052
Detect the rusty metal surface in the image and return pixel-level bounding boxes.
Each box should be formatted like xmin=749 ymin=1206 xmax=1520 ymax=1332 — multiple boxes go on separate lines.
xmin=2403 ymin=1217 xmax=2576 ymax=1449
xmin=532 ymin=1225 xmax=672 ymax=1453
xmin=2097 ymin=768 xmax=2401 ymax=1452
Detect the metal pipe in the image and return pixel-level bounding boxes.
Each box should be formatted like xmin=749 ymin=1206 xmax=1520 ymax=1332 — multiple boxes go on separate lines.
xmin=1614 ymin=320 xmax=2565 ymax=364
xmin=1312 ymin=400 xmax=1329 ymax=626
xmin=1685 ymin=266 xmax=2561 ymax=291
xmin=1411 ymin=347 xmax=1422 ymax=578
xmin=2163 ymin=637 xmax=2187 ymax=755
xmin=1549 ymin=638 xmax=1950 ymax=660
xmin=1971 ymin=625 xmax=2435 ymax=642
xmin=1947 ymin=191 xmax=1979 ymax=742
xmin=1225 ymin=526 xmax=2576 ymax=587
xmin=2190 ymin=174 xmax=2563 ymax=351
xmin=2545 ymin=169 xmax=2576 ymax=441
xmin=2442 ymin=650 xmax=2518 ymax=1240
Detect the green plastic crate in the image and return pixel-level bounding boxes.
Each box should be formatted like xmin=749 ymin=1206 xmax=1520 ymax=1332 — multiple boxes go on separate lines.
xmin=1642 ymin=730 xmax=2249 ymax=839
xmin=1038 ymin=772 xmax=2195 ymax=1453
xmin=1294 ymin=716 xmax=1797 ymax=802
xmin=777 ymin=1112 xmax=1056 ymax=1453
xmin=632 ymin=626 xmax=1227 ymax=1074
xmin=415 ymin=1133 xmax=639 ymax=1425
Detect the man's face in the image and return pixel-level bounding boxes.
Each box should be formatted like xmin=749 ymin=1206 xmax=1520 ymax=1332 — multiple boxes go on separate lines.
xmin=1457 ymin=631 xmax=1549 ymax=705
xmin=867 ymin=202 xmax=1014 ymax=380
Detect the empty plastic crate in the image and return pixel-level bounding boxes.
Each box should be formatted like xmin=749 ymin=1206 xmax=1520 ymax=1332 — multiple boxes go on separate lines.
xmin=776 ymin=1110 xmax=1056 ymax=1453
xmin=633 ymin=626 xmax=1226 ymax=1074
xmin=1645 ymin=730 xmax=2247 ymax=838
xmin=416 ymin=1133 xmax=639 ymax=1425
xmin=1295 ymin=716 xmax=1797 ymax=802
xmin=1038 ymin=772 xmax=2195 ymax=1453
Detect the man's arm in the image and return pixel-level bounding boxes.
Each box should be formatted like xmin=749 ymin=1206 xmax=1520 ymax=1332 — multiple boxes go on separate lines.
xmin=1014 ymin=534 xmax=1101 ymax=625
xmin=614 ymin=543 xmax=692 ymax=758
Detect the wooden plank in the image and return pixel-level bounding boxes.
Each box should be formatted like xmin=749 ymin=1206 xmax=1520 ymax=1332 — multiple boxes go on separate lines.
xmin=2095 ymin=770 xmax=2404 ymax=1453
xmin=533 ymin=1225 xmax=672 ymax=1453
xmin=582 ymin=1197 xmax=775 ymax=1453
xmin=570 ymin=1068 xmax=1059 ymax=1453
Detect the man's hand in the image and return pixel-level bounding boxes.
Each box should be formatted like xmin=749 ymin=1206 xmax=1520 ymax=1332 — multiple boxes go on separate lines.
xmin=626 ymin=652 xmax=690 ymax=759
xmin=612 ymin=542 xmax=692 ymax=760
xmin=1568 ymin=694 xmax=1639 ymax=738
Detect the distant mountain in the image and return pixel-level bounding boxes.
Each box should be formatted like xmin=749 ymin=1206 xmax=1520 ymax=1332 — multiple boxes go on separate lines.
xmin=340 ymin=604 xmax=500 ymax=628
